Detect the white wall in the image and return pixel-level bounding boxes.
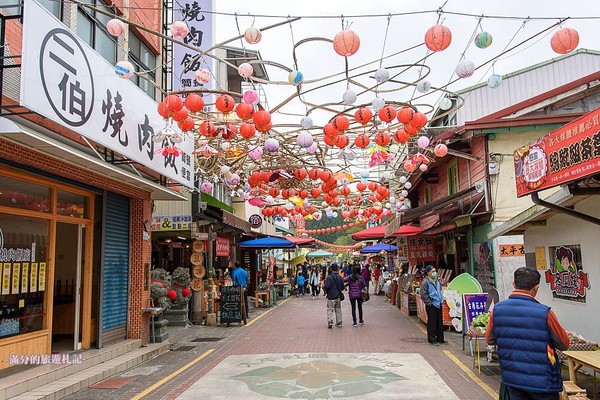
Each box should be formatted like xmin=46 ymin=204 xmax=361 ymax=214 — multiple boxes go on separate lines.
xmin=524 ymin=196 xmax=600 ymax=343
xmin=491 ymin=232 xmax=525 ymax=300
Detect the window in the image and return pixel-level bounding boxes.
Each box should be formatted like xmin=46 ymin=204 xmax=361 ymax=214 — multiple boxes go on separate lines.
xmin=129 ymin=33 xmax=157 ymax=99
xmin=76 ymin=0 xmax=116 ymax=64
xmin=448 ymin=160 xmax=459 ymax=195
xmin=423 ymin=186 xmax=431 ymax=205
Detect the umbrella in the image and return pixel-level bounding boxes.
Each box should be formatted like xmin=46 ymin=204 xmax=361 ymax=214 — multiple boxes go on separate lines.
xmin=392 ymin=225 xmax=424 ymax=236
xmin=360 ymin=243 xmax=399 ymax=254
xmin=284 ymin=235 xmax=315 ymax=246
xmin=306 ymin=250 xmax=334 ymax=258
xmin=351 ymin=225 xmax=386 ymax=240
xmin=239 ymin=237 xmax=295 ymax=249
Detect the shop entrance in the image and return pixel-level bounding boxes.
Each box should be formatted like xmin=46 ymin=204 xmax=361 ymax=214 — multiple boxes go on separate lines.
xmin=52 ymin=222 xmax=85 ymax=351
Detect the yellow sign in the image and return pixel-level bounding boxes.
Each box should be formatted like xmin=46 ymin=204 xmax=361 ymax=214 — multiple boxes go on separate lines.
xmin=2 ymin=263 xmax=11 ymax=295
xmin=21 ymin=263 xmax=29 ymax=293
xmin=11 ymin=263 xmax=20 ymax=294
xmin=499 ymin=244 xmax=525 ymax=257
xmin=150 ymin=215 xmax=192 ymax=232
xmin=30 ymin=263 xmax=38 ymax=293
xmin=38 ymin=263 xmax=46 ymax=291
xmin=535 ymin=246 xmax=546 ymax=270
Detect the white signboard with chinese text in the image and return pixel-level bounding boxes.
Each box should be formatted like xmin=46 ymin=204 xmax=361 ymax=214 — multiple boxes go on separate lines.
xmin=20 ymin=0 xmax=194 ymax=188
xmin=172 ymin=0 xmax=215 ymax=97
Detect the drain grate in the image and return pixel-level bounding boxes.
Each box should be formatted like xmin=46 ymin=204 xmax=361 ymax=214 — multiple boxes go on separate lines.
xmin=191 ymin=337 xmax=223 ymax=342
xmin=401 ymin=337 xmax=428 ymax=343
xmin=479 ymin=366 xmax=502 ymax=376
xmin=172 ymin=345 xmax=195 ymax=351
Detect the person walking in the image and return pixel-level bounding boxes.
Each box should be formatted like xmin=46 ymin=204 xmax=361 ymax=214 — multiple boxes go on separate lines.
xmin=344 ymin=265 xmax=366 ymax=326
xmin=309 ymin=266 xmax=321 ymax=299
xmin=485 ymin=267 xmax=570 ymax=400
xmin=324 ymin=263 xmax=345 ymax=328
xmin=373 ymin=264 xmax=382 ymax=295
xmin=231 ymin=261 xmax=250 ymax=319
xmin=296 ymin=272 xmax=306 ymax=297
xmin=361 ymin=263 xmax=372 ymax=294
xmin=420 ymin=265 xmax=446 ymax=345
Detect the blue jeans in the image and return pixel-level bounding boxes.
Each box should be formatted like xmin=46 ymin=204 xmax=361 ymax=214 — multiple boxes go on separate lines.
xmin=506 ymin=386 xmax=560 ymax=400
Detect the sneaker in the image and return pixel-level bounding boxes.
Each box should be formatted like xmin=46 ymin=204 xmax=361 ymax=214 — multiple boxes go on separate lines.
xmin=353 ymin=322 xmax=357 ymax=327
xmin=429 ymin=342 xmax=440 ymax=346
xmin=336 ymin=322 xmax=343 ymax=327
xmin=328 ymin=324 xmax=333 ymax=329
xmin=359 ymin=320 xmax=364 ymax=324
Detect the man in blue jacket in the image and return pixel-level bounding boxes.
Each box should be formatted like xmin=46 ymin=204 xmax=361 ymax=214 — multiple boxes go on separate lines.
xmin=324 ymin=263 xmax=344 ymax=328
xmin=231 ymin=261 xmax=249 ymax=319
xmin=486 ymin=267 xmax=570 ymax=400
xmin=419 ymin=265 xmax=446 ymax=345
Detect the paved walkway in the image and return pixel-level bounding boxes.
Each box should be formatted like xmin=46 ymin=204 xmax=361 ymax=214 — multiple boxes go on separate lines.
xmin=65 ymin=294 xmax=502 ymax=399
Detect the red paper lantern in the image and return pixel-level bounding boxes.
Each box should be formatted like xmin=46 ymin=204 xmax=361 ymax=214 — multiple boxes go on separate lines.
xmin=157 ymin=101 xmax=170 ymax=119
xmin=434 ymin=143 xmax=448 ymax=157
xmin=340 ymin=186 xmax=351 ymax=196
xmin=377 ymin=185 xmax=387 ymax=196
xmin=355 ymin=134 xmax=370 ymax=149
xmin=356 ymin=182 xmax=367 ymax=192
xmin=239 ymin=123 xmax=256 ymax=139
xmin=310 ymin=187 xmax=322 ymax=197
xmin=323 ymin=134 xmax=337 ymax=146
xmin=333 ymin=29 xmax=360 ymax=57
xmin=184 ymin=93 xmax=204 ymax=113
xmin=404 ymin=160 xmax=416 ymax=172
xmin=319 ymin=170 xmax=333 ymax=182
xmin=335 ymin=134 xmax=349 ymax=148
xmin=256 ymin=122 xmax=272 ymax=133
xmin=411 ymin=112 xmax=428 ymax=129
xmin=177 ymin=116 xmax=195 ymax=132
xmin=269 ymin=187 xmax=279 ymax=197
xmin=323 ymin=122 xmax=339 ymax=138
xmin=253 ymin=109 xmax=271 ymax=126
xmin=375 ymin=131 xmax=391 ymax=146
xmin=294 ymin=168 xmax=307 ymax=180
xmin=404 ymin=123 xmax=418 ymax=135
xmin=199 ymin=121 xmax=216 ymax=137
xmin=235 ymin=102 xmax=254 ymax=121
xmin=378 ymin=105 xmax=397 ymax=122
xmin=299 ymin=190 xmax=309 ymax=199
xmin=164 ymin=94 xmax=183 ymax=113
xmin=281 ymin=189 xmax=291 ymax=199
xmin=308 ymin=168 xmax=320 ymax=180
xmin=215 ymin=94 xmax=235 ymax=114
xmin=397 ymin=106 xmax=414 ymax=124
xmin=424 ymin=25 xmax=452 ymax=52
xmin=349 ymin=223 xmax=355 ymax=228
xmin=172 ymin=107 xmax=189 ymax=122
xmin=551 ymin=27 xmax=579 ymax=54
xmin=354 ymin=107 xmax=373 ymax=125
xmin=334 ymin=115 xmax=350 ymax=131
xmin=394 ymin=128 xmax=410 ymax=144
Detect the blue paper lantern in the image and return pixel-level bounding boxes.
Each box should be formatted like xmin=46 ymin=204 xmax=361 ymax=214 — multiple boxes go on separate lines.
xmin=474 ymin=32 xmax=493 ymax=49
xmin=487 ymin=73 xmax=503 ymax=89
xmin=288 ymin=70 xmax=304 ymax=86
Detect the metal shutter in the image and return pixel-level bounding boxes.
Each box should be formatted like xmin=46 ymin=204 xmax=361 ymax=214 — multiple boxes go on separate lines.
xmin=101 ymin=192 xmax=130 ymax=344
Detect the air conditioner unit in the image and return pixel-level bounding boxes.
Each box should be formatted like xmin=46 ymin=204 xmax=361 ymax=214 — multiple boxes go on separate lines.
xmin=488 ymin=161 xmax=499 ymax=175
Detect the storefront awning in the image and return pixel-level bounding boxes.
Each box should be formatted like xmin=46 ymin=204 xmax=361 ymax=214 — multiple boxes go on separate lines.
xmin=352 ymin=225 xmax=386 ymax=240
xmin=401 ymin=186 xmax=479 ymax=223
xmin=0 ymin=117 xmax=186 ymax=201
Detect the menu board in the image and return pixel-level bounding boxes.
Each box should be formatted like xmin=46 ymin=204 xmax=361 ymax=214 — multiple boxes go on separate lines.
xmin=462 ymin=293 xmax=488 ymax=333
xmin=220 ymin=285 xmax=242 ymax=323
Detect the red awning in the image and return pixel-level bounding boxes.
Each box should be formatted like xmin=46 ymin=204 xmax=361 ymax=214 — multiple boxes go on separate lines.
xmin=351 ymin=225 xmax=386 ymax=240
xmin=391 ymin=225 xmax=424 ymax=237
xmin=284 ymin=235 xmax=315 ymax=246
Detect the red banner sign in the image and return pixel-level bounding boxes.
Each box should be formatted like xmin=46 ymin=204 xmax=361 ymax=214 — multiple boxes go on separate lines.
xmin=514 ymin=108 xmax=600 ymax=197
xmin=407 ymin=235 xmax=435 ymax=264
xmin=215 ymin=237 xmax=230 ymax=257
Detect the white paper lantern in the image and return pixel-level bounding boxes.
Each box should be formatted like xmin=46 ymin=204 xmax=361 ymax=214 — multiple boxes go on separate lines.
xmin=360 ymin=170 xmax=370 ymax=179
xmin=195 ymin=68 xmax=210 ymax=84
xmin=401 ymin=189 xmax=409 ymax=197
xmin=417 ymin=136 xmax=430 ymax=148
xmin=238 ymin=63 xmax=253 ymax=78
xmin=374 ymin=68 xmax=390 ymax=83
xmin=297 ymin=131 xmax=314 ymax=148
xmin=372 ymin=97 xmax=385 ymax=110
xmin=419 ymin=164 xmax=428 ymax=172
xmin=383 ymin=171 xmax=393 ymax=179
xmin=439 ymin=97 xmax=452 ymax=111
xmin=399 ymin=176 xmax=407 ymax=184
xmin=300 ymin=116 xmax=313 ymax=130
xmin=404 ymin=182 xmax=412 ymax=189
xmin=170 ymin=21 xmax=189 ymax=40
xmin=244 ymin=26 xmax=262 ymax=44
xmin=115 ymin=61 xmax=135 ymax=79
xmin=389 ymin=196 xmax=396 ymax=204
xmin=487 ymin=73 xmax=503 ymax=89
xmin=389 ymin=144 xmax=399 ymax=153
xmin=221 ymin=142 xmax=231 ymax=151
xmin=416 ymin=79 xmax=431 ymax=93
xmin=264 ymin=138 xmax=279 ymax=152
xmin=455 ymin=60 xmax=476 ymax=78
xmin=343 ymin=89 xmax=357 ymax=105
xmin=220 ymin=165 xmax=230 ymax=175
xmin=284 ymin=202 xmax=294 ymax=210
xmin=265 ymin=195 xmax=274 ymax=204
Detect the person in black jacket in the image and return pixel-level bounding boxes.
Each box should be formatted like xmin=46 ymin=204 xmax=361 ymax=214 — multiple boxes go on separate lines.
xmin=324 ymin=263 xmax=344 ymax=328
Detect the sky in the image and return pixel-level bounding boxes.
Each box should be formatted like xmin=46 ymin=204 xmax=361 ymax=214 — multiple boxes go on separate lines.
xmin=205 ymin=0 xmax=600 ymax=130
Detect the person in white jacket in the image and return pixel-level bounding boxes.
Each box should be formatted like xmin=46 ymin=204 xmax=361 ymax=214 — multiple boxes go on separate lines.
xmin=309 ymin=266 xmax=321 ymax=299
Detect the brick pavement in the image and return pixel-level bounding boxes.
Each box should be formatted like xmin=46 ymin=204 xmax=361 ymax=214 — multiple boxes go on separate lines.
xmin=65 ymin=294 xmax=502 ymax=399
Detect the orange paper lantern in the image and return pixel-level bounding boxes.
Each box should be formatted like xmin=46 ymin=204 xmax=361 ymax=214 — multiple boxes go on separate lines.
xmin=551 ymin=27 xmax=579 ymax=54
xmin=424 ymin=25 xmax=452 ymax=52
xmin=333 ymin=29 xmax=360 ymax=57
xmin=334 ymin=115 xmax=350 ymax=131
xmin=375 ymin=131 xmax=391 ymax=146
xmin=397 ymin=106 xmax=414 ymax=124
xmin=184 ymin=93 xmax=204 ymax=113
xmin=235 ymin=102 xmax=254 ymax=121
xmin=253 ymin=110 xmax=271 ymax=126
xmin=355 ymin=134 xmax=370 ymax=149
xmin=394 ymin=128 xmax=410 ymax=144
xmin=239 ymin=123 xmax=256 ymax=139
xmin=378 ymin=105 xmax=397 ymax=122
xmin=354 ymin=107 xmax=373 ymax=125
xmin=411 ymin=112 xmax=428 ymax=129
xmin=215 ymin=94 xmax=235 ymax=114
xmin=335 ymin=134 xmax=349 ymax=148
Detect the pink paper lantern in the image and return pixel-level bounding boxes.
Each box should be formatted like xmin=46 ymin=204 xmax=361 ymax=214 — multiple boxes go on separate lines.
xmin=243 ymin=90 xmax=259 ymax=106
xmin=417 ymin=136 xmax=430 ymax=148
xmin=404 ymin=160 xmax=416 ymax=172
xmin=106 ymin=19 xmax=126 ymax=37
xmin=264 ymin=138 xmax=279 ymax=153
xmin=244 ymin=26 xmax=262 ymax=44
xmin=200 ymin=181 xmax=213 ymax=194
xmin=297 ymin=131 xmax=314 ymax=148
xmin=170 ymin=21 xmax=189 ymax=40
xmin=238 ymin=63 xmax=253 ymax=78
xmin=306 ymin=143 xmax=318 ymax=154
xmin=248 ymin=146 xmax=263 ymax=160
xmin=434 ymin=143 xmax=448 ymax=157
xmin=195 ymin=69 xmax=210 ymax=84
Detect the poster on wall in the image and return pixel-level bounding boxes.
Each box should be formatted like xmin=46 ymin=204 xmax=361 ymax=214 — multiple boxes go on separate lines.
xmin=473 ymin=242 xmax=495 ymax=293
xmin=215 ymin=237 xmax=230 ymax=257
xmin=546 ymin=244 xmax=590 ymax=303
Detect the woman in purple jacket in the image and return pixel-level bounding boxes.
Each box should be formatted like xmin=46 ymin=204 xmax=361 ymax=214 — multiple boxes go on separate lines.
xmin=345 ymin=265 xmax=366 ymax=327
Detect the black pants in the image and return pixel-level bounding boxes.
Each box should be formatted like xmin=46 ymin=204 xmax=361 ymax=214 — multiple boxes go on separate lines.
xmin=426 ymin=305 xmax=444 ymax=343
xmin=311 ymin=284 xmax=319 ymax=296
xmin=350 ymin=297 xmax=364 ymax=323
xmin=243 ymin=288 xmax=249 ymax=317
xmin=506 ymin=386 xmax=559 ymax=400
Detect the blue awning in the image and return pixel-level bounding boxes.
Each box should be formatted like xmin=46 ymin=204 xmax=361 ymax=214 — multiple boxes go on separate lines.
xmin=360 ymin=243 xmax=398 ymax=254
xmin=239 ymin=237 xmax=295 ymax=249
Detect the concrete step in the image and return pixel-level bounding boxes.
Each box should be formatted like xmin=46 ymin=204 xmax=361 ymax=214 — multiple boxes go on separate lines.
xmin=0 ymin=339 xmax=169 ymax=400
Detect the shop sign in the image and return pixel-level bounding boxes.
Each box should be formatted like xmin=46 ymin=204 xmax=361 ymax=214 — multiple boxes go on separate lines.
xmin=499 ymin=244 xmax=525 ymax=257
xmin=222 ymin=211 xmax=252 ymax=232
xmin=216 ymin=237 xmax=230 ymax=257
xmin=20 ymin=0 xmax=194 ymax=188
xmin=192 ymin=240 xmax=206 ymax=253
xmin=396 ymin=237 xmax=409 ymax=262
xmin=546 ymin=244 xmax=590 ymax=303
xmin=173 ymin=0 xmax=215 ymax=98
xmin=407 ymin=235 xmax=435 ymax=264
xmin=248 ymin=214 xmax=263 ymax=228
xmin=535 ymin=246 xmax=546 ymax=270
xmin=514 ymin=108 xmax=600 ymax=197
xmin=193 ymin=265 xmax=206 ymax=278
xmin=462 ymin=293 xmax=488 ymax=333
xmin=190 ymin=252 xmax=204 ymax=266
xmin=151 ymin=216 xmax=192 ymax=231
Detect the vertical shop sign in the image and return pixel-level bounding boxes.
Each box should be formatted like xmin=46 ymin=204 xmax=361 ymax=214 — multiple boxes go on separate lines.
xmin=2 ymin=263 xmax=10 ymax=295
xmin=474 ymin=242 xmax=495 ymax=293
xmin=215 ymin=237 xmax=230 ymax=257
xmin=407 ymin=235 xmax=435 ymax=264
xmin=38 ymin=262 xmax=46 ymax=291
xmin=267 ymin=257 xmax=275 ymax=283
xmin=11 ymin=263 xmax=20 ymax=294
xmin=20 ymin=0 xmax=194 ymax=187
xmin=546 ymin=245 xmax=590 ymax=303
xmin=535 ymin=246 xmax=547 ymax=270
xmin=21 ymin=262 xmax=29 ymax=293
xmin=30 ymin=262 xmax=38 ymax=293
xmin=173 ymin=0 xmax=215 ymax=99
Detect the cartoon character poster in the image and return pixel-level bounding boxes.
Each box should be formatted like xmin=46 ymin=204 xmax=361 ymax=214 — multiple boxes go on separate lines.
xmin=546 ymin=245 xmax=590 ymax=303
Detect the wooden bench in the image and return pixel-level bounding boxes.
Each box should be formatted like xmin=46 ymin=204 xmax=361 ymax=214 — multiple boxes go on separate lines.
xmin=255 ymin=291 xmax=270 ymax=308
